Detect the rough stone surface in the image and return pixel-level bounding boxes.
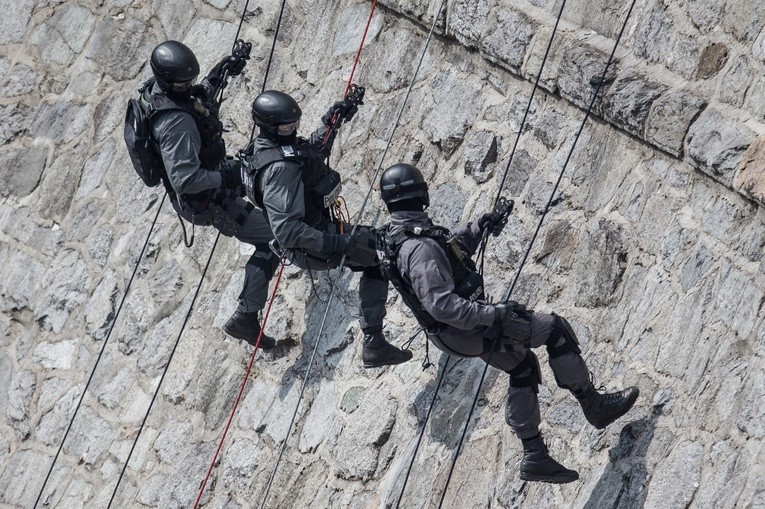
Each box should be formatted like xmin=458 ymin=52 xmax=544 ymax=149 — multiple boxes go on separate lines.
xmin=602 ymin=72 xmax=668 ymax=137
xmin=643 ymin=441 xmax=704 ymax=508
xmin=481 ymin=8 xmax=535 ymax=71
xmin=645 ymin=91 xmax=706 ymax=157
xmin=35 ymin=249 xmax=91 ymax=334
xmin=686 ymin=108 xmax=756 ymax=186
xmin=1 ymin=1 xmax=765 ymax=508
xmin=735 ymin=136 xmax=765 ymax=204
xmin=0 ymin=147 xmax=47 ymax=198
xmin=29 ymin=5 xmax=97 ymax=66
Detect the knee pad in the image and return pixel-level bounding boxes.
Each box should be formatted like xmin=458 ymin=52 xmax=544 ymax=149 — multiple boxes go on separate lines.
xmin=248 ymin=249 xmax=279 ymax=279
xmin=546 ymin=314 xmax=581 ymax=358
xmin=508 ymin=351 xmax=541 ymax=393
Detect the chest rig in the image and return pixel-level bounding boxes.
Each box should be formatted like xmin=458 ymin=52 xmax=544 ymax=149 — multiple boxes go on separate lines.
xmin=379 ymin=224 xmax=485 ymax=332
xmin=244 ymin=143 xmax=342 ymax=229
xmin=144 ymin=81 xmax=226 ymax=172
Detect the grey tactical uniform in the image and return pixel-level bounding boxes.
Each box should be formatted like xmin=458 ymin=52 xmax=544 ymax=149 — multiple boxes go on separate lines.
xmin=389 ymin=210 xmax=591 ymax=439
xmin=149 ymin=82 xmax=276 ymax=313
xmin=247 ymin=134 xmax=388 ymax=333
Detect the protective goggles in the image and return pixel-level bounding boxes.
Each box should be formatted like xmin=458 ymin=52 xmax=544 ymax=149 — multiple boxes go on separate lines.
xmin=276 ymin=119 xmax=300 ymax=136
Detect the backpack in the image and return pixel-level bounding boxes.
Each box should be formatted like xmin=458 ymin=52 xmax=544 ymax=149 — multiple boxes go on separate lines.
xmin=124 ymin=80 xmax=164 ymax=187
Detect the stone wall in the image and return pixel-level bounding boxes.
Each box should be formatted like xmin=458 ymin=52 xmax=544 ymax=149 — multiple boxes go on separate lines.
xmin=1 ymin=0 xmax=763 ymax=508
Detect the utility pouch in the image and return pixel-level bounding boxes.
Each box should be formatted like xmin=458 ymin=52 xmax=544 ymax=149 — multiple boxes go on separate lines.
xmin=312 ymin=169 xmax=342 ymax=209
xmin=455 ymin=270 xmax=485 ymax=301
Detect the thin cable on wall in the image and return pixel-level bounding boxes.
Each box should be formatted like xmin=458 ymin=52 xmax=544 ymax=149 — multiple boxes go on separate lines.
xmin=437 ymin=2 xmax=638 ymax=507
xmin=259 ymin=1 xmax=448 ymax=506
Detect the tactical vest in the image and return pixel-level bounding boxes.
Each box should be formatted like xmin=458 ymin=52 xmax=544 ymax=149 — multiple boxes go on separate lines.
xmin=379 ymin=224 xmax=485 ymax=332
xmin=143 ymin=80 xmax=226 ymax=171
xmin=244 ymin=143 xmax=341 ymax=229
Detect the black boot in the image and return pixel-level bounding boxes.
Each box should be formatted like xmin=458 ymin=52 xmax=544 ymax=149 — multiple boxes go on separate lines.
xmin=222 ymin=310 xmax=276 ymax=349
xmin=362 ymin=331 xmax=413 ymax=368
xmin=577 ymin=385 xmax=639 ymax=429
xmin=520 ymin=434 xmax=579 ymax=484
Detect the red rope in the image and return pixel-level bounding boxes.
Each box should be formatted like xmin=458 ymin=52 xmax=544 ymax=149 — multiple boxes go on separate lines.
xmin=193 ymin=3 xmax=379 ymax=505
xmin=193 ymin=262 xmax=286 ymax=509
xmin=344 ymin=0 xmax=378 ymax=96
xmin=322 ymin=0 xmax=378 ymax=144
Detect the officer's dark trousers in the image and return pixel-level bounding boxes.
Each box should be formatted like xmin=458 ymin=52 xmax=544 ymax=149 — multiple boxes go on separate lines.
xmin=285 ymin=224 xmax=387 ymax=334
xmin=428 ymin=312 xmax=591 ymax=439
xmin=173 ymin=189 xmax=277 ymax=314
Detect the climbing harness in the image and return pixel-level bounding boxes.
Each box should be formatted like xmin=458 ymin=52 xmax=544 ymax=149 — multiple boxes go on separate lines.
xmin=435 ymin=1 xmax=639 ymax=507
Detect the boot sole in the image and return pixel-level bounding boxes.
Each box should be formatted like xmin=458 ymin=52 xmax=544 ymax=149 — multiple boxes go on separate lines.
xmin=520 ymin=472 xmax=579 ymax=484
xmin=362 ymin=355 xmax=412 ymax=369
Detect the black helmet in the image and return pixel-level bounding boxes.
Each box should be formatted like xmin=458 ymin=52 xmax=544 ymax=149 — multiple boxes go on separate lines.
xmin=251 ymin=91 xmax=302 ymax=135
xmin=380 ymin=163 xmax=429 ymax=208
xmin=150 ymin=41 xmax=200 ymax=92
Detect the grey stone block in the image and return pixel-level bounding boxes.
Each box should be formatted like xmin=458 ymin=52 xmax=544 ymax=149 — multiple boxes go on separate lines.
xmin=29 ymin=5 xmax=97 ymax=66
xmin=719 ymin=55 xmax=750 ymax=108
xmin=643 ymin=440 xmax=703 ymax=508
xmin=0 ymin=59 xmax=37 ymax=97
xmin=0 ymin=0 xmax=34 ymax=45
xmin=572 ymin=217 xmax=628 ymax=308
xmin=85 ymin=271 xmax=117 ymax=342
xmin=0 ymin=247 xmax=45 ymax=314
xmin=421 ymin=70 xmax=483 ymax=159
xmin=0 ymin=146 xmax=47 ymax=198
xmin=481 ymin=7 xmax=536 ymax=71
xmin=685 ymin=108 xmax=756 ymax=186
xmin=557 ymin=42 xmax=613 ymax=111
xmin=463 ymin=130 xmax=498 ymax=183
xmin=35 ymin=249 xmax=91 ymax=334
xmin=86 ymin=17 xmax=155 ymax=81
xmin=332 ymin=393 xmax=397 ymax=481
xmin=645 ymin=90 xmax=706 ymax=157
xmin=0 ymin=103 xmax=32 ymax=145
xmin=7 ymin=370 xmax=35 ymax=439
xmin=449 ymin=0 xmax=491 ymax=48
xmin=602 ymin=72 xmax=668 ymax=137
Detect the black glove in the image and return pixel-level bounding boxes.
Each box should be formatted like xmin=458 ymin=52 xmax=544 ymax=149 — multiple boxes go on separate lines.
xmin=494 ymin=301 xmax=532 ymax=345
xmin=322 ymin=100 xmax=358 ymax=127
xmin=321 ymin=233 xmax=349 ymax=256
xmin=479 ymin=211 xmax=507 ymax=237
xmin=478 ymin=197 xmax=514 ymax=237
xmin=218 ymin=160 xmax=243 ymax=190
xmin=345 ymin=230 xmax=379 ymax=266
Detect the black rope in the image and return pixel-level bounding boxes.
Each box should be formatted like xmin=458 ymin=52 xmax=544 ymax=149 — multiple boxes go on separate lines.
xmin=32 ymin=192 xmax=167 ymax=509
xmin=394 ymin=356 xmax=450 ymax=509
xmin=390 ymin=3 xmax=569 ymax=506
xmin=106 ymin=0 xmax=285 ymax=505
xmin=107 ymin=232 xmax=222 ymax=508
xmin=437 ymin=1 xmax=638 ymax=506
xmin=259 ymin=1 xmax=448 ymax=506
xmin=477 ymin=0 xmax=568 ymax=273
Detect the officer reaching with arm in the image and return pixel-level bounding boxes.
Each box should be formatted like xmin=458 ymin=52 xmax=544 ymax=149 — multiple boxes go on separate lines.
xmin=137 ymin=40 xmax=278 ymax=348
xmin=377 ymin=163 xmax=639 ymax=483
xmin=240 ymin=89 xmax=412 ymax=368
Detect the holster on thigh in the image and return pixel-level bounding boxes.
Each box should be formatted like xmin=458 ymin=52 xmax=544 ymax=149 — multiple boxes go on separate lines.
xmin=508 ymin=350 xmax=541 ymax=393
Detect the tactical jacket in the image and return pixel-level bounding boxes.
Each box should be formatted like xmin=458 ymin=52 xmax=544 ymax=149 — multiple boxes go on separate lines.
xmin=147 ymin=82 xmax=226 ymax=205
xmin=385 ymin=211 xmax=497 ymax=333
xmin=244 ymin=126 xmax=338 ymax=255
